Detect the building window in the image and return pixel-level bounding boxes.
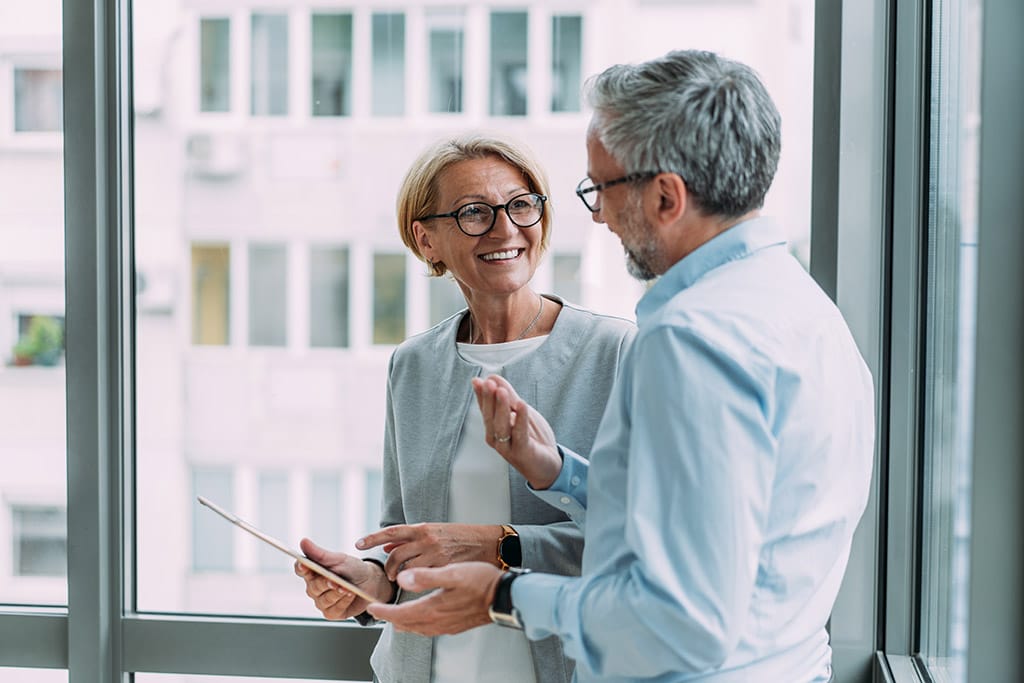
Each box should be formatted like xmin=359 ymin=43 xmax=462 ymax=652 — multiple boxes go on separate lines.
xmin=311 ymin=13 xmax=353 ymax=117
xmin=489 ymin=11 xmax=528 ymax=116
xmin=429 ymin=276 xmax=465 ymax=326
xmin=310 ymin=472 xmax=342 ymax=550
xmin=13 ymin=68 xmax=63 ymax=132
xmin=372 ymin=252 xmax=406 ymax=345
xmin=309 ymin=246 xmax=349 ymax=348
xmin=551 ymin=15 xmax=582 ymax=113
xmin=11 ymin=505 xmax=66 ymax=577
xmin=251 ymin=13 xmax=289 ymax=116
xmin=199 ymin=18 xmax=230 ymax=112
xmin=552 ymin=252 xmax=582 ymax=304
xmin=427 ymin=9 xmax=464 ymax=114
xmin=12 ymin=314 xmax=65 ymax=366
xmin=257 ymin=471 xmax=289 ymax=573
xmin=248 ymin=243 xmax=287 ymax=347
xmin=191 ymin=244 xmax=230 ymax=346
xmin=371 ymin=13 xmax=405 ymax=116
xmin=191 ymin=467 xmax=234 ymax=571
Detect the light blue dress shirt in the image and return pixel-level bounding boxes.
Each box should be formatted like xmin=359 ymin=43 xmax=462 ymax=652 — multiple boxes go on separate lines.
xmin=512 ymin=217 xmax=875 ymax=682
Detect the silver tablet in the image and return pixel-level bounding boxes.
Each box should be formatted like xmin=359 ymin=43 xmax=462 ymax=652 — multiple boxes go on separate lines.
xmin=196 ymin=495 xmax=377 ymax=603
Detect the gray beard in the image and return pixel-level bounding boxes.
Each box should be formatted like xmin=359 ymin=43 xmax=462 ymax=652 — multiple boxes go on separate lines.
xmin=624 ymin=248 xmax=658 ymax=281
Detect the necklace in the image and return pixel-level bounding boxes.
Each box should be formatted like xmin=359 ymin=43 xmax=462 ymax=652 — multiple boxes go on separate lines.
xmin=469 ymin=294 xmax=544 ymax=344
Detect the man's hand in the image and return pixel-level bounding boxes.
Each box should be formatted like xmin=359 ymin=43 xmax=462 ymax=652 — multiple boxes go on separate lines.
xmin=472 ymin=375 xmax=562 ymax=489
xmin=356 ymin=523 xmax=504 ymax=581
xmin=294 ymin=538 xmax=394 ymax=620
xmin=366 ymin=562 xmax=503 ymax=636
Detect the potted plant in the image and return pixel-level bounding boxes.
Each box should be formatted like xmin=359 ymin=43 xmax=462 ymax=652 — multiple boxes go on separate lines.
xmin=12 ymin=315 xmax=64 ymax=366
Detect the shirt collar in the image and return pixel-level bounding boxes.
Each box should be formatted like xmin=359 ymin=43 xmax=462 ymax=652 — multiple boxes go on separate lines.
xmin=636 ymin=215 xmax=787 ymax=324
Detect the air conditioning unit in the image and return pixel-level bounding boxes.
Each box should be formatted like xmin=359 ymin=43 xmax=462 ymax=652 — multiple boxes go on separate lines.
xmin=186 ymin=132 xmax=247 ymax=179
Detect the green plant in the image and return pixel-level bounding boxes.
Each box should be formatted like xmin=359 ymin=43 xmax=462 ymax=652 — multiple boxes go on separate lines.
xmin=12 ymin=315 xmax=64 ymax=366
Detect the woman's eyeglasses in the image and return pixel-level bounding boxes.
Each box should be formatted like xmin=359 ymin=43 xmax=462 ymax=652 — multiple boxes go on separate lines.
xmin=417 ymin=192 xmax=547 ymax=237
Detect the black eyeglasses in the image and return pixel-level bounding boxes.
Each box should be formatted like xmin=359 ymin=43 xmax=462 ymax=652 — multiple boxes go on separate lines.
xmin=575 ymin=172 xmax=659 ymax=212
xmin=417 ymin=192 xmax=547 ymax=237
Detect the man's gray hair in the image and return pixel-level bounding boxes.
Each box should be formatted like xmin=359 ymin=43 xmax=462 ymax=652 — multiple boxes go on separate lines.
xmin=585 ymin=50 xmax=781 ymax=218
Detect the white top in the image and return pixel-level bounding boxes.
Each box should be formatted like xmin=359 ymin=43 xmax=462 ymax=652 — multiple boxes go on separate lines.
xmin=430 ymin=336 xmax=547 ymax=683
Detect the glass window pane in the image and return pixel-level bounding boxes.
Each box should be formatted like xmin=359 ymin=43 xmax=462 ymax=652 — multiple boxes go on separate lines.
xmin=489 ymin=11 xmax=528 ymax=116
xmin=311 ymin=13 xmax=352 ymax=117
xmin=248 ymin=244 xmax=287 ymax=347
xmin=257 ymin=471 xmax=289 ymax=572
xmin=372 ymin=253 xmax=406 ymax=345
xmin=429 ymin=277 xmax=465 ymax=326
xmin=0 ymin=669 xmax=66 ymax=683
xmin=192 ymin=467 xmax=234 ymax=571
xmin=919 ymin=1 xmax=981 ymax=681
xmin=136 ymin=673 xmax=367 ymax=683
xmin=371 ymin=13 xmax=405 ymax=116
xmin=191 ymin=244 xmax=230 ymax=346
xmin=251 ymin=13 xmax=288 ymax=116
xmin=0 ymin=3 xmax=66 ymax=610
xmin=14 ymin=69 xmax=63 ymax=132
xmin=310 ymin=246 xmax=349 ymax=348
xmin=310 ymin=471 xmax=342 ymax=550
xmin=552 ymin=252 xmax=581 ymax=304
xmin=551 ymin=15 xmax=582 ymax=112
xmin=199 ymin=18 xmax=230 ymax=113
xmin=427 ymin=10 xmax=464 ymax=113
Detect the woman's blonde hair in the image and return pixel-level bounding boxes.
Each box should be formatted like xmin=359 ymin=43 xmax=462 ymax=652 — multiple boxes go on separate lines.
xmin=396 ymin=133 xmax=552 ymax=277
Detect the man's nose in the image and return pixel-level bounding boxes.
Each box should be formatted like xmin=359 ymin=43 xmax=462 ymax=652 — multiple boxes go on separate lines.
xmin=589 ymin=204 xmax=606 ymax=225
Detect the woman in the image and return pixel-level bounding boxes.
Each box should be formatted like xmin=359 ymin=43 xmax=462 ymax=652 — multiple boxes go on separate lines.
xmin=294 ymin=133 xmax=634 ymax=683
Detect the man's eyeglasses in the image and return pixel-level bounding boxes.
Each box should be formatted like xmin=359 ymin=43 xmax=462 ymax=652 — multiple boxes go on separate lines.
xmin=416 ymin=192 xmax=547 ymax=237
xmin=575 ymin=172 xmax=659 ymax=213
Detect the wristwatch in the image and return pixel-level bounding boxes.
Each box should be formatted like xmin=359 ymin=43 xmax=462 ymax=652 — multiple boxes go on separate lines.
xmin=488 ymin=566 xmax=531 ymax=629
xmin=497 ymin=524 xmax=522 ymax=570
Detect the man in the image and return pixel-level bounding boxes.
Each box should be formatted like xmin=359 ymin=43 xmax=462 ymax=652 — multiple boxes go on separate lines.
xmin=365 ymin=49 xmax=874 ymax=682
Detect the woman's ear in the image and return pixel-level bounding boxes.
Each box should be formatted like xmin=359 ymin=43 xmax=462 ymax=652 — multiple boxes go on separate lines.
xmin=412 ymin=221 xmax=437 ymax=262
xmin=648 ymin=172 xmax=688 ymax=227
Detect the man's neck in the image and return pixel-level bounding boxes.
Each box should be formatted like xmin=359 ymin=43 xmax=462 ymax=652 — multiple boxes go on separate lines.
xmin=666 ymin=210 xmax=761 ymax=270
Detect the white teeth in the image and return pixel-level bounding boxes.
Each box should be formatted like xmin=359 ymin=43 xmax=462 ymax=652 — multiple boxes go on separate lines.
xmin=481 ymin=249 xmax=520 ymax=261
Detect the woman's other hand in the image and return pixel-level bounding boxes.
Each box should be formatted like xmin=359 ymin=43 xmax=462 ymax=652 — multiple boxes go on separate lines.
xmin=294 ymin=538 xmax=394 ymax=620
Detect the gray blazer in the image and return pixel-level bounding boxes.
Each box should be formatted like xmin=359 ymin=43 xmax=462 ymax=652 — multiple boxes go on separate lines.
xmin=368 ymin=297 xmax=635 ymax=683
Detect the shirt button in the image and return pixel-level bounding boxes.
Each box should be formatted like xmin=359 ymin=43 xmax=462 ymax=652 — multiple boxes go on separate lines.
xmin=570 ymin=476 xmax=581 ymax=486
xmin=560 ymin=496 xmax=572 ymax=505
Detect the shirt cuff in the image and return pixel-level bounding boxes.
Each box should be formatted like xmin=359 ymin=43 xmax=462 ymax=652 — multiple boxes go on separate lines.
xmin=511 ymin=571 xmax=575 ymax=641
xmin=528 ymin=446 xmax=588 ymax=523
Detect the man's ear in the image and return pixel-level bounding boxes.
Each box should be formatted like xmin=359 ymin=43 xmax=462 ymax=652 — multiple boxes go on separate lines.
xmin=412 ymin=221 xmax=436 ymax=261
xmin=647 ymin=172 xmax=688 ymax=227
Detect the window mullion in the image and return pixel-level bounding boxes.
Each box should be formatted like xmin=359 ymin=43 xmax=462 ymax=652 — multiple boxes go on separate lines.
xmin=63 ymin=0 xmax=129 ymax=681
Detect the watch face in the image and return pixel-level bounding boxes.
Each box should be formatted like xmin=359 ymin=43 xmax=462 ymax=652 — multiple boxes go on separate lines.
xmin=500 ymin=533 xmax=523 ymax=567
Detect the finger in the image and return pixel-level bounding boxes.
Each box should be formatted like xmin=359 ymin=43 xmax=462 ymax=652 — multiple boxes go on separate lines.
xmin=316 ymin=589 xmax=358 ymax=620
xmin=305 ymin=575 xmax=336 ymax=599
xmin=490 ymin=386 xmax=515 ymax=446
xmin=472 ymin=377 xmax=499 ymax=435
xmin=383 ymin=543 xmax=421 ymax=581
xmin=510 ymin=395 xmax=531 ymax=443
xmin=395 ymin=566 xmax=460 ymax=593
xmin=357 ymin=524 xmax=417 ymax=551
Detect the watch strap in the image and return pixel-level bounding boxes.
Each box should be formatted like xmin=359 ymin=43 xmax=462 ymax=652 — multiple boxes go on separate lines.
xmin=488 ymin=567 xmax=530 ymax=629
